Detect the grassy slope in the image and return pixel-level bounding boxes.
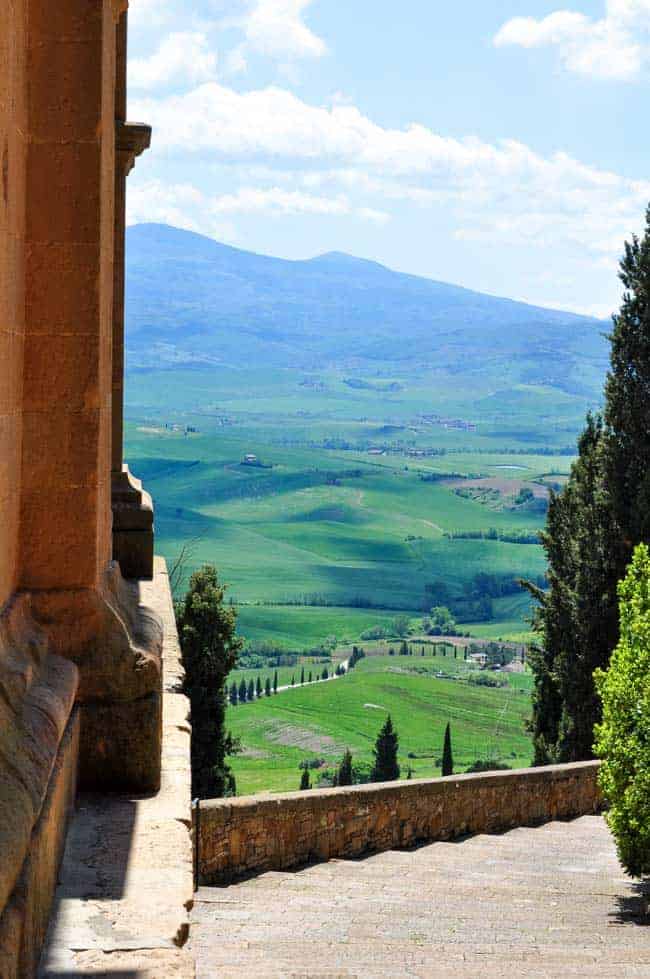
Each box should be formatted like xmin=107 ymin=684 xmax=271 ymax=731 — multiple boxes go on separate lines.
xmin=125 ymin=421 xmax=550 ymax=643
xmin=228 ymin=654 xmax=533 ymax=795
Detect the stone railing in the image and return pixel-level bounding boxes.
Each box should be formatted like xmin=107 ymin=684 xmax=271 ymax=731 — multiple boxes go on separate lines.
xmin=196 ymin=761 xmax=601 ymax=885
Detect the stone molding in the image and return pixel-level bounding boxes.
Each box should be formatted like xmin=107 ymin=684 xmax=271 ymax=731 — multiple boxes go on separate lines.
xmin=197 ymin=761 xmax=603 ymax=885
xmin=115 ymin=120 xmax=151 ymax=176
xmin=0 ymin=595 xmax=78 ymax=920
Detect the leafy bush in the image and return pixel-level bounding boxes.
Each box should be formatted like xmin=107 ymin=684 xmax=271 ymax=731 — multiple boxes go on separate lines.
xmin=465 ymin=759 xmax=511 ymax=773
xmin=595 ymin=544 xmax=650 ymax=877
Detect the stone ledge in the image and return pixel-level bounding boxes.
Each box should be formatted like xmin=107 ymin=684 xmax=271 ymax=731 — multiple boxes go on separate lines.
xmin=39 ymin=558 xmax=194 ymax=978
xmin=198 ymin=761 xmax=602 ymax=885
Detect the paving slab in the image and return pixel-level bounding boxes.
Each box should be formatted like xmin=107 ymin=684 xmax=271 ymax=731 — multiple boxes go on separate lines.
xmin=193 ymin=815 xmax=650 ymax=978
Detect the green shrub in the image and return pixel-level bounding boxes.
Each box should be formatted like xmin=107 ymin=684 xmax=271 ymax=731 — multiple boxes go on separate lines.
xmin=595 ymin=544 xmax=650 ymax=877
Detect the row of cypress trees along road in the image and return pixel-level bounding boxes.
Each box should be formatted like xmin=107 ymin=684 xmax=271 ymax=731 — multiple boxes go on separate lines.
xmin=228 ymin=664 xmax=343 ymax=704
xmin=525 ymin=205 xmax=650 ymax=765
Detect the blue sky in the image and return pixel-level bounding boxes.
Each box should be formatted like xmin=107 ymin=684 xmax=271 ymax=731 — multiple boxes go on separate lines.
xmin=126 ymin=1 xmax=650 ymax=316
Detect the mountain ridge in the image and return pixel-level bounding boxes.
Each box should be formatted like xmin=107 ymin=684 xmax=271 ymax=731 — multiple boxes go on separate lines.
xmin=125 ymin=222 xmax=608 ymax=398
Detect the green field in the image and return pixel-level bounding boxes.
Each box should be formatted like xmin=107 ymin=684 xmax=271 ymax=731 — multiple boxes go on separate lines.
xmin=122 ymin=362 xmax=581 ymax=792
xmin=123 ymin=366 xmax=562 ymax=649
xmin=227 ymin=653 xmax=533 ymax=795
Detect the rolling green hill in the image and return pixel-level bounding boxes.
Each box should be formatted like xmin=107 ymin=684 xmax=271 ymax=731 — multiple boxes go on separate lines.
xmin=226 ymin=653 xmax=533 ymax=794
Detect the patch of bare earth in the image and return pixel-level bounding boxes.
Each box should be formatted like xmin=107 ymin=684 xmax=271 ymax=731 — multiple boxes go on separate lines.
xmin=447 ymin=476 xmax=549 ymax=498
xmin=263 ymin=720 xmax=343 ymax=753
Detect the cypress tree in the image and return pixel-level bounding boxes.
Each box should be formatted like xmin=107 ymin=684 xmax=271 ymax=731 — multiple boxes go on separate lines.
xmin=322 ymin=667 xmax=329 ymax=680
xmin=300 ymin=666 xmax=305 ymax=684
xmin=525 ymin=207 xmax=650 ymax=764
xmin=290 ymin=675 xmax=295 ymax=687
xmin=300 ymin=768 xmax=311 ymax=791
xmin=177 ymin=565 xmax=242 ymax=799
xmin=442 ymin=722 xmax=453 ymax=777
xmin=308 ymin=671 xmax=313 ymax=683
xmin=256 ymin=675 xmax=262 ymax=699
xmin=338 ymin=748 xmax=353 ymax=786
xmin=273 ymin=671 xmax=278 ymax=694
xmin=265 ymin=677 xmax=271 ymax=697
xmin=229 ymin=681 xmax=238 ymax=706
xmin=371 ymin=715 xmax=400 ymax=782
xmin=247 ymin=678 xmax=255 ymax=702
xmin=238 ymin=678 xmax=247 ymax=703
xmin=604 ymin=209 xmax=650 ymax=548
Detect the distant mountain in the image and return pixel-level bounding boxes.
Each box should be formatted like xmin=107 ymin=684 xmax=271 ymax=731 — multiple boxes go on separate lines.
xmin=126 ymin=223 xmax=608 ymax=396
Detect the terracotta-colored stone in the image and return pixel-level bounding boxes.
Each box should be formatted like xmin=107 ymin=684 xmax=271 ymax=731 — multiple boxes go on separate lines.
xmin=0 ymin=2 xmax=166 ymax=971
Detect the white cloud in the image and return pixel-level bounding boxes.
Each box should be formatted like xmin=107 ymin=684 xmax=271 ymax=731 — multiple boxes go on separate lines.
xmin=242 ymin=0 xmax=326 ymax=60
xmin=128 ymin=0 xmax=172 ymax=30
xmin=494 ymin=1 xmax=650 ymax=81
xmin=127 ymin=179 xmax=388 ymax=237
xmin=130 ymin=82 xmax=650 ymax=265
xmin=129 ymin=32 xmax=218 ymax=90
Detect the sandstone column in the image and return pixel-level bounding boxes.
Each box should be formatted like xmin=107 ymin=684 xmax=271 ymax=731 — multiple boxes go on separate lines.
xmin=111 ymin=9 xmax=155 ymax=579
xmin=18 ymin=0 xmax=162 ymax=793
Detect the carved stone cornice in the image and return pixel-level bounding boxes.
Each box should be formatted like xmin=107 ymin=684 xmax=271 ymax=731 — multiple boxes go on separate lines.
xmin=113 ymin=0 xmax=128 ymax=23
xmin=115 ymin=120 xmax=152 ymax=175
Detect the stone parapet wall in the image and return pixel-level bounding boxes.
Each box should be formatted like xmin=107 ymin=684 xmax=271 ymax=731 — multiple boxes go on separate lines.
xmin=198 ymin=761 xmax=601 ymax=885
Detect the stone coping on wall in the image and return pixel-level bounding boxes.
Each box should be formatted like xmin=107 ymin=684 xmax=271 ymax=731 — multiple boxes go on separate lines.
xmin=197 ymin=760 xmax=602 ymax=885
xmin=39 ymin=558 xmax=194 ymax=978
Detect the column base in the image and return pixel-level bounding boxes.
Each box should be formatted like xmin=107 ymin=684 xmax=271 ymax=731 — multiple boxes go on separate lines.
xmin=27 ymin=561 xmax=164 ymax=794
xmin=112 ymin=465 xmax=154 ymax=580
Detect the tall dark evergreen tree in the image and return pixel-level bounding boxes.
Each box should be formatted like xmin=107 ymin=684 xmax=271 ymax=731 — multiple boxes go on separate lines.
xmin=265 ymin=677 xmax=271 ymax=697
xmin=338 ymin=749 xmax=353 ymax=786
xmin=300 ymin=768 xmax=311 ymax=791
xmin=441 ymin=722 xmax=454 ymax=777
xmin=247 ymin=678 xmax=255 ymax=702
xmin=371 ymin=715 xmax=400 ymax=782
xmin=238 ymin=678 xmax=247 ymax=703
xmin=273 ymin=670 xmax=278 ymax=694
xmin=526 ymin=206 xmax=650 ymax=764
xmin=177 ymin=565 xmax=242 ymax=798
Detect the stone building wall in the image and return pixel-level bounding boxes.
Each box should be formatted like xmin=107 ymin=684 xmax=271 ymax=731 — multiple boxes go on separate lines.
xmin=0 ymin=2 xmax=170 ymax=973
xmin=0 ymin=0 xmax=26 ymax=610
xmin=198 ymin=761 xmax=602 ymax=885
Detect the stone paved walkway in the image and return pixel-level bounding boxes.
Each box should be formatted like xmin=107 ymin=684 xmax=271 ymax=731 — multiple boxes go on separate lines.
xmin=192 ymin=815 xmax=650 ymax=978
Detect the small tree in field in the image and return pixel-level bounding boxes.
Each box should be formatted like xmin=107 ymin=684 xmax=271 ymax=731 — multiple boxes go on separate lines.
xmin=595 ymin=545 xmax=650 ymax=877
xmin=273 ymin=671 xmax=278 ymax=694
xmin=442 ymin=722 xmax=454 ymax=777
xmin=177 ymin=565 xmax=242 ymax=799
xmin=338 ymin=749 xmax=354 ymax=786
xmin=300 ymin=768 xmax=311 ymax=791
xmin=229 ymin=682 xmax=238 ymax=706
xmin=238 ymin=678 xmax=247 ymax=703
xmin=265 ymin=677 xmax=271 ymax=697
xmin=256 ymin=675 xmax=262 ymax=698
xmin=300 ymin=667 xmax=305 ymax=685
xmin=308 ymin=671 xmax=313 ymax=683
xmin=247 ymin=678 xmax=255 ymax=702
xmin=371 ymin=715 xmax=400 ymax=782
